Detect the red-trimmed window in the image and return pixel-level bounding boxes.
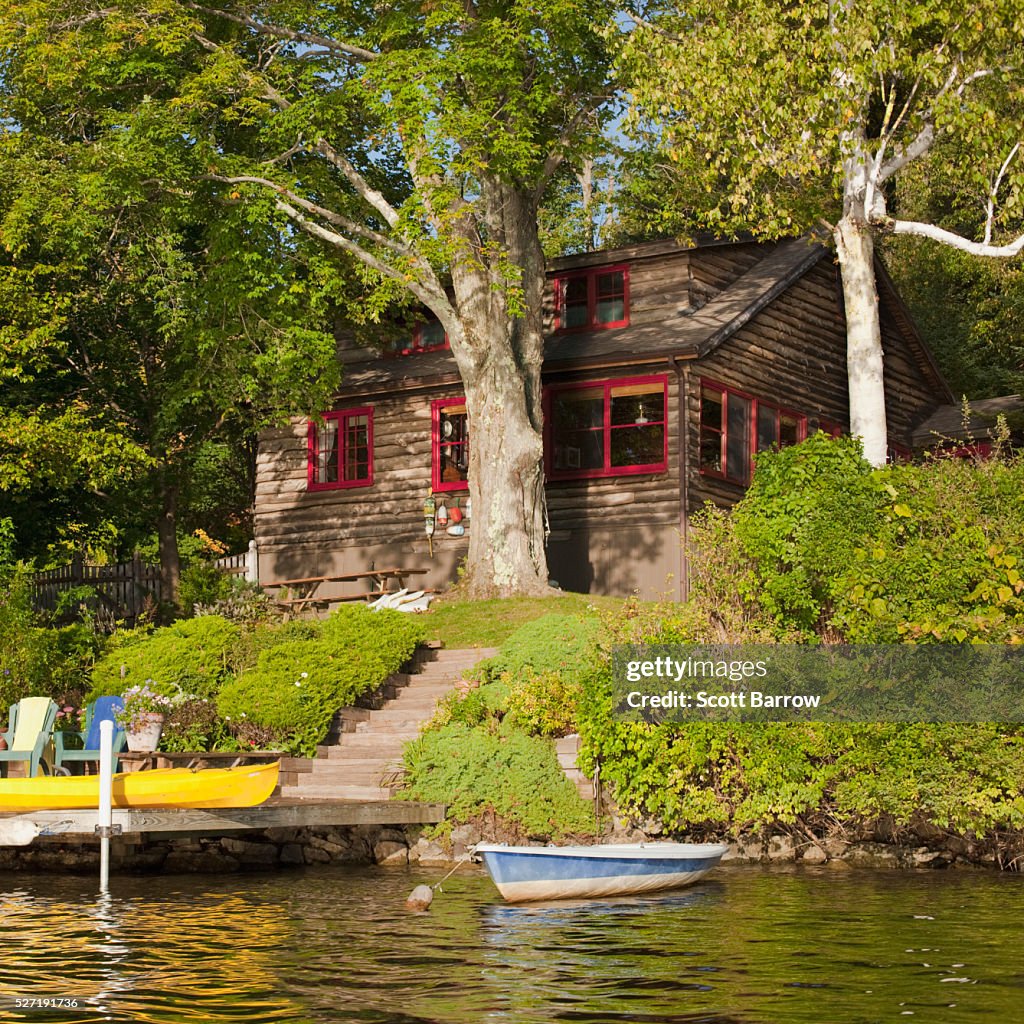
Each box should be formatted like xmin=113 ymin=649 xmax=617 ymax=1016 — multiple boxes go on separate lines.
xmin=432 ymin=397 xmax=469 ymax=492
xmin=546 ymin=376 xmax=667 ymax=479
xmin=699 ymin=381 xmax=806 ymax=486
xmin=886 ymin=442 xmax=913 ymax=464
xmin=308 ymin=408 xmax=373 ymax=490
xmin=553 ymin=265 xmax=630 ymax=332
xmin=385 ymin=315 xmax=450 ymax=356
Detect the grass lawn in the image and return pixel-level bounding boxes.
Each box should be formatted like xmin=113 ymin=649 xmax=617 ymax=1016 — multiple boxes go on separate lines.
xmin=420 ymin=592 xmax=627 ymax=648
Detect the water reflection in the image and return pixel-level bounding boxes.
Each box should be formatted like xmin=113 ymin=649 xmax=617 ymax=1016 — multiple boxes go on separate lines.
xmin=0 ymin=864 xmax=1021 ymax=1023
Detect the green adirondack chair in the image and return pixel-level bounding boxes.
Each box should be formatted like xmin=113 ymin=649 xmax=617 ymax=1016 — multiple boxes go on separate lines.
xmin=53 ymin=696 xmax=126 ymax=775
xmin=0 ymin=697 xmax=58 ymax=777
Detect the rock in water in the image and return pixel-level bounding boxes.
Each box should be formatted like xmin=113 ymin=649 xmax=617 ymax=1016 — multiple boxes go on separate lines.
xmin=405 ymin=884 xmax=434 ymax=911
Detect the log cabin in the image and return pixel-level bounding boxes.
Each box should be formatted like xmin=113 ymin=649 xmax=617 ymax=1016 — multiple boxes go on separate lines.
xmin=253 ymin=236 xmax=954 ymax=601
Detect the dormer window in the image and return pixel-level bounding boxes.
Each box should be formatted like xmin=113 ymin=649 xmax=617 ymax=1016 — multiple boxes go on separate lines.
xmin=554 ymin=265 xmax=630 ymax=332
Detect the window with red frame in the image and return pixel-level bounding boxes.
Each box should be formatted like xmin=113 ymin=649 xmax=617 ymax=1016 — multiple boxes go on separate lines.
xmin=554 ymin=265 xmax=629 ymax=331
xmin=384 ymin=315 xmax=450 ymax=356
xmin=547 ymin=377 xmax=667 ymax=479
xmin=699 ymin=382 xmax=806 ymax=486
xmin=308 ymin=408 xmax=373 ymax=490
xmin=886 ymin=442 xmax=913 ymax=464
xmin=432 ymin=398 xmax=469 ymax=492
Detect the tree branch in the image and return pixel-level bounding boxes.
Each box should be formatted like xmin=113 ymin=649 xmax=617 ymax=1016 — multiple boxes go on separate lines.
xmin=878 ymin=217 xmax=1024 ymax=257
xmin=201 ymin=173 xmax=411 ymax=257
xmin=273 ymin=195 xmax=451 ymax=314
xmin=183 ymin=3 xmax=378 ymax=62
xmin=314 ymin=140 xmax=401 ymax=229
xmin=537 ymin=93 xmax=612 ymax=194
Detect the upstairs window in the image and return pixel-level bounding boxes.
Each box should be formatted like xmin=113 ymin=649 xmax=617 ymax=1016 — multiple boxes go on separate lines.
xmin=432 ymin=397 xmax=469 ymax=492
xmin=699 ymin=381 xmax=806 ymax=486
xmin=554 ymin=265 xmax=630 ymax=331
xmin=384 ymin=315 xmax=450 ymax=356
xmin=308 ymin=408 xmax=373 ymax=490
xmin=547 ymin=376 xmax=667 ymax=479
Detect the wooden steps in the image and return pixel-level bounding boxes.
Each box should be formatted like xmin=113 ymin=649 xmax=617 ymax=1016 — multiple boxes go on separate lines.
xmin=277 ymin=644 xmax=498 ymax=802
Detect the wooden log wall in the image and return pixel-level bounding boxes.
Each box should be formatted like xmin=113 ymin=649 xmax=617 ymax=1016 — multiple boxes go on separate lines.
xmin=685 ymin=258 xmax=941 ymax=515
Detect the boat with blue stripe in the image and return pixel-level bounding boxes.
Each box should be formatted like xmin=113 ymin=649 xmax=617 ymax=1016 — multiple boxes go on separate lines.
xmin=473 ymin=842 xmax=729 ymax=902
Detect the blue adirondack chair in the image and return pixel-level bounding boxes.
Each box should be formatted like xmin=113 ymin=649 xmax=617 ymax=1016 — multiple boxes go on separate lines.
xmin=52 ymin=696 xmax=126 ymax=775
xmin=0 ymin=697 xmax=59 ymax=777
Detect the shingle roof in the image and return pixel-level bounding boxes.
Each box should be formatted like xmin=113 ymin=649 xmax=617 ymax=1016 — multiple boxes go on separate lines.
xmin=334 ymin=236 xmax=935 ymax=397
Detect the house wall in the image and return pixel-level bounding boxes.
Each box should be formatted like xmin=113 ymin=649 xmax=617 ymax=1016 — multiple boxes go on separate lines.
xmin=253 ymin=243 xmax=945 ymax=602
xmin=255 ymin=391 xmax=468 ymax=596
xmin=684 ymin=258 xmax=943 ymax=516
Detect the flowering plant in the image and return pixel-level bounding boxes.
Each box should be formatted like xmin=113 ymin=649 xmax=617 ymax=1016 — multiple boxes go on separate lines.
xmin=115 ymin=682 xmax=175 ymax=733
xmin=54 ymin=704 xmax=84 ymax=733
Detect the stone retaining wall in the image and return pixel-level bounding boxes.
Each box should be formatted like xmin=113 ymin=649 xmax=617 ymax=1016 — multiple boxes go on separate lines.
xmin=1 ymin=820 xmax=1017 ymax=873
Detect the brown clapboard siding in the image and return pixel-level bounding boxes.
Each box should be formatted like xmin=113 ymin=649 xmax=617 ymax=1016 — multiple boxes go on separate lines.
xmin=253 ymin=237 xmax=950 ymax=600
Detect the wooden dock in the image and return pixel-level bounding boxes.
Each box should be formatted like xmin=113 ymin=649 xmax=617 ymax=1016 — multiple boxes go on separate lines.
xmin=1 ymin=798 xmax=445 ymax=843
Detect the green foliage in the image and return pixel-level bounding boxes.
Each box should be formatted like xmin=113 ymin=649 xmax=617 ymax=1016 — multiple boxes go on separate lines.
xmin=178 ymin=562 xmax=236 ymax=616
xmin=726 ymin=433 xmax=883 ymax=637
xmin=573 ymin=441 xmax=1024 ymax=840
xmin=401 ymin=721 xmax=596 ymax=839
xmin=89 ymin=615 xmax=240 ymax=700
xmin=833 ymin=455 xmax=1024 ymax=643
xmin=475 ymin=613 xmax=604 ymax=683
xmin=580 ymin=705 xmax=1024 ymax=835
xmin=217 ymin=606 xmax=427 ymax=756
xmin=504 ymin=670 xmax=584 ymax=738
xmin=0 ymin=569 xmax=103 ymax=713
xmin=161 ymin=697 xmax=234 ymax=754
xmin=689 ymin=437 xmax=1024 ymax=644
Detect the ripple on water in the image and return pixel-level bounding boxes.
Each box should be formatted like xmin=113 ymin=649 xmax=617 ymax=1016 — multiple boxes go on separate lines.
xmin=0 ymin=865 xmax=1022 ymax=1023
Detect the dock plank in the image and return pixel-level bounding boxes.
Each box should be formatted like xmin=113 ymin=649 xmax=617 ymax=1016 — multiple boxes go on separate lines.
xmin=1 ymin=800 xmax=445 ymax=840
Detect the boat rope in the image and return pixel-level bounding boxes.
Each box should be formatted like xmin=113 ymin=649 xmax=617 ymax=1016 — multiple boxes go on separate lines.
xmin=431 ymin=853 xmax=471 ymax=891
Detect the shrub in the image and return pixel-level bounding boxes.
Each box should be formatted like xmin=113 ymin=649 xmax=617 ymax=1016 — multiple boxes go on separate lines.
xmin=475 ymin=613 xmax=603 ymax=684
xmin=216 ymin=606 xmax=428 ymax=756
xmin=400 ymin=721 xmax=596 ymax=839
xmin=90 ymin=615 xmax=241 ymax=700
xmin=178 ymin=562 xmax=235 ymax=615
xmin=504 ymin=669 xmax=584 ymax=738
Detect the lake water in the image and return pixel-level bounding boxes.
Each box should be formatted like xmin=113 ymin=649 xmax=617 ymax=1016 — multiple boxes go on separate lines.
xmin=0 ymin=862 xmax=1021 ymax=1023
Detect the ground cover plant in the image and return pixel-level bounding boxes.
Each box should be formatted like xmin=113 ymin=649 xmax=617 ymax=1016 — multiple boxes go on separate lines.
xmin=399 ymin=613 xmax=604 ymax=839
xmin=574 ymin=435 xmax=1024 ymax=848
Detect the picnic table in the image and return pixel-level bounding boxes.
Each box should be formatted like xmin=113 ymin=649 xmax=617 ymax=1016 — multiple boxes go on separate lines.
xmin=266 ymin=567 xmax=429 ymax=611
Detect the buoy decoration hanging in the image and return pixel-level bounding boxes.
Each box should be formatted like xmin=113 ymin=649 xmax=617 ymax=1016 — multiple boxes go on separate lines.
xmin=436 ymin=500 xmax=449 ymax=527
xmin=449 ymin=499 xmax=463 ymax=525
xmin=464 ymin=497 xmax=472 ymax=519
xmin=423 ymin=493 xmax=436 ymax=558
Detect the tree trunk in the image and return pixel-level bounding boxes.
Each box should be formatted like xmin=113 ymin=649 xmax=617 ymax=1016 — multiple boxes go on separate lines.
xmin=446 ymin=183 xmax=552 ymax=598
xmin=156 ymin=474 xmax=181 ymax=608
xmin=834 ymin=214 xmax=888 ymax=466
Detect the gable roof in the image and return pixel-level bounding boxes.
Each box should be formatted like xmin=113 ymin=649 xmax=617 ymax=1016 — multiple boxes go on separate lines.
xmin=335 ymin=236 xmax=948 ymax=398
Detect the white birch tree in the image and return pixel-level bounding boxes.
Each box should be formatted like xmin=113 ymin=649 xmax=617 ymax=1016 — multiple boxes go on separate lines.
xmin=620 ymin=0 xmax=1024 ymax=464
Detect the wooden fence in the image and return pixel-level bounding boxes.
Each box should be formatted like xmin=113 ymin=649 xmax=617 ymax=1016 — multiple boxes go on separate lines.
xmin=30 ymin=543 xmax=258 ymax=629
xmin=31 ymin=554 xmax=165 ymax=629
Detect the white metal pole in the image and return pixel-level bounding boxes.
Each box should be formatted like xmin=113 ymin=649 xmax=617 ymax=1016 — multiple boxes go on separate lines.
xmin=98 ymin=720 xmax=114 ymax=892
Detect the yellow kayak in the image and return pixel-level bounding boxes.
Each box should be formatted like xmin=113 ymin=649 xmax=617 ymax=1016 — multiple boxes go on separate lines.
xmin=0 ymin=762 xmax=279 ymax=811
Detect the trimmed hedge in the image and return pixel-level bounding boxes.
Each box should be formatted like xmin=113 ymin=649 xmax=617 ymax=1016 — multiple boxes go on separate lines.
xmin=89 ymin=616 xmax=241 ymax=700
xmin=217 ymin=606 xmax=427 ymax=756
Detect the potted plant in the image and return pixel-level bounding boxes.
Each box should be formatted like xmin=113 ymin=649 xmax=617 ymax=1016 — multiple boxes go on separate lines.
xmin=116 ymin=682 xmax=174 ymax=753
